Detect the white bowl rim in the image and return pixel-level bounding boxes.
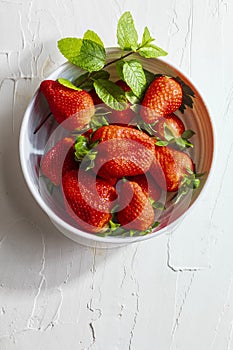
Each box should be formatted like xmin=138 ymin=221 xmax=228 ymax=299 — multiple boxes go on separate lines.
xmin=19 ymin=52 xmax=217 ymax=245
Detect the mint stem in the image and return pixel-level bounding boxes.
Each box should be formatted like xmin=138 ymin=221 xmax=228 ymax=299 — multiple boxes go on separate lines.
xmin=104 ymin=50 xmax=133 ymax=68
xmin=76 ymin=50 xmax=134 ymax=88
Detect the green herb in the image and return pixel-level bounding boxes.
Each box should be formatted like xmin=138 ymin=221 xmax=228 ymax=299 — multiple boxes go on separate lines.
xmin=117 ymin=11 xmax=138 ymax=51
xmin=74 ymin=39 xmax=106 ymax=73
xmin=83 ymin=30 xmax=104 ymax=47
xmin=93 ymin=79 xmax=127 ymax=110
xmin=122 ymin=59 xmax=147 ymax=99
xmin=57 ymin=11 xmax=167 ymax=110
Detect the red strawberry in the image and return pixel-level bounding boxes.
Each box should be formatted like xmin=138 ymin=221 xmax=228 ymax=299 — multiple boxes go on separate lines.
xmin=108 ymin=80 xmax=135 ymax=125
xmin=40 ymin=80 xmax=95 ymax=131
xmin=155 ymin=113 xmax=185 ymax=139
xmin=125 ymin=174 xmax=161 ymax=202
xmin=62 ymin=169 xmax=117 ymax=232
xmin=116 ymin=181 xmax=155 ymax=231
xmin=150 ymin=145 xmax=194 ymax=192
xmin=41 ymin=137 xmax=77 ymax=185
xmin=90 ymin=125 xmax=155 ymax=180
xmin=141 ymin=76 xmax=183 ymax=124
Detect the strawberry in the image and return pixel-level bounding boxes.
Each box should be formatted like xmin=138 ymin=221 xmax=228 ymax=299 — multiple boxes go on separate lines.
xmin=116 ymin=181 xmax=155 ymax=231
xmin=125 ymin=174 xmax=161 ymax=202
xmin=40 ymin=137 xmax=77 ymax=186
xmin=141 ymin=76 xmax=183 ymax=124
xmin=155 ymin=113 xmax=185 ymax=139
xmin=108 ymin=80 xmax=135 ymax=125
xmin=40 ymin=80 xmax=95 ymax=131
xmin=62 ymin=169 xmax=117 ymax=232
xmin=150 ymin=145 xmax=194 ymax=192
xmin=90 ymin=125 xmax=155 ymax=179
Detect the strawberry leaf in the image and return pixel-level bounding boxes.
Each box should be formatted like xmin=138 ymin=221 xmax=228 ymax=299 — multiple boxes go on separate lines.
xmin=93 ymin=79 xmax=127 ymax=110
xmin=89 ymin=114 xmax=109 ymax=131
xmin=174 ymin=137 xmax=193 ymax=149
xmin=74 ymin=135 xmax=91 ymax=160
xmin=57 ymin=78 xmax=82 ymax=91
xmin=163 ymin=124 xmax=175 ymax=141
xmin=159 ymin=124 xmax=195 ymax=150
xmin=182 ymin=129 xmax=195 ymax=139
xmin=74 ymin=135 xmax=99 ymax=171
xmin=139 ymin=221 xmax=160 ymax=235
xmin=155 ymin=140 xmax=169 ymax=146
xmin=174 ymin=76 xmax=195 ymax=113
xmin=117 ymin=11 xmax=138 ymax=51
xmin=149 ymin=198 xmax=166 ymax=210
xmin=174 ymin=170 xmax=204 ymax=203
xmin=122 ymin=59 xmax=147 ymax=99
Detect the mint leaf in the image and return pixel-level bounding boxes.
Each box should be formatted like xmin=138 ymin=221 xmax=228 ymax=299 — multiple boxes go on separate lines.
xmin=122 ymin=60 xmax=146 ymax=99
xmin=93 ymin=79 xmax=127 ymax=110
xmin=138 ymin=44 xmax=168 ymax=58
xmin=74 ymin=72 xmax=92 ymax=89
xmin=141 ymin=26 xmax=154 ymax=46
xmin=117 ymin=11 xmax=138 ymax=51
xmin=83 ymin=30 xmax=104 ymax=47
xmin=57 ymin=78 xmax=82 ymax=91
xmin=116 ymin=60 xmax=125 ymax=81
xmin=75 ymin=39 xmax=106 ymax=72
xmin=125 ymin=91 xmax=140 ymax=104
xmin=144 ymin=69 xmax=156 ymax=87
xmin=75 ymin=70 xmax=110 ymax=90
xmin=57 ymin=37 xmax=83 ymax=64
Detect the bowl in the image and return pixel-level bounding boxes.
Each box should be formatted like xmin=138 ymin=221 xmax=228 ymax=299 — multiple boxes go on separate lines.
xmin=19 ymin=48 xmax=215 ymax=248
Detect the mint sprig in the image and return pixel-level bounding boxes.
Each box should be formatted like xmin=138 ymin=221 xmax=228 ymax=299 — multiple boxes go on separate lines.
xmin=75 ymin=39 xmax=106 ymax=72
xmin=117 ymin=11 xmax=138 ymax=51
xmin=122 ymin=60 xmax=147 ymax=99
xmin=57 ymin=11 xmax=168 ymax=111
xmin=93 ymin=79 xmax=127 ymax=110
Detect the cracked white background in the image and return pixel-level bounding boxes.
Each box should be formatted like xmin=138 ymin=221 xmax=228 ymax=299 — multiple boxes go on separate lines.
xmin=0 ymin=0 xmax=231 ymax=349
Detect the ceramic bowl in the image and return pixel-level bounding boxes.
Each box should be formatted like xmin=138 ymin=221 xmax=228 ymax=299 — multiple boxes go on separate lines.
xmin=19 ymin=48 xmax=215 ymax=248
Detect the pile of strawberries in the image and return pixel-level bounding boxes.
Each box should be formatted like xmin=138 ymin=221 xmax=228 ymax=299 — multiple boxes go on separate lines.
xmin=38 ymin=74 xmax=200 ymax=236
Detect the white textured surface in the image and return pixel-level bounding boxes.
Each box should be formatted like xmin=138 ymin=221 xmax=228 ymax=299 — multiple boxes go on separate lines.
xmin=0 ymin=1 xmax=231 ymax=349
